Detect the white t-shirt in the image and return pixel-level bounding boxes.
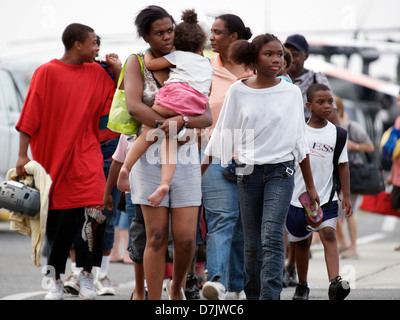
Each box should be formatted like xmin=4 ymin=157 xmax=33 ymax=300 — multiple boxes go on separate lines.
xmin=163 ymin=51 xmax=213 ymax=96
xmin=291 ymin=121 xmax=348 ymax=207
xmin=112 ymin=134 xmax=133 ymax=163
xmin=204 ymin=79 xmax=309 ymax=166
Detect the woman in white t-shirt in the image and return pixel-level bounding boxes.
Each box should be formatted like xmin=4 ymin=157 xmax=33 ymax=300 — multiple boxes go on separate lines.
xmin=117 ymin=9 xmax=213 ymax=207
xmin=202 ymin=33 xmax=319 ymax=300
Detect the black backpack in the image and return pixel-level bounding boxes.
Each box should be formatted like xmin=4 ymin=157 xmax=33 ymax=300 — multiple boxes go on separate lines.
xmin=327 ymin=126 xmax=347 ymax=208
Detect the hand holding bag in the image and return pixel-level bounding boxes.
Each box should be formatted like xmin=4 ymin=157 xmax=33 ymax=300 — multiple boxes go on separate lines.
xmin=107 ymin=55 xmax=142 ymax=135
xmin=347 ymin=123 xmax=385 ymax=195
xmin=349 ymin=152 xmax=385 ymax=195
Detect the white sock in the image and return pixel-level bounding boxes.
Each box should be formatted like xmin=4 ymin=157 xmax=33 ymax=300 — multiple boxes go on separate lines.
xmin=97 ymin=255 xmax=110 ymax=278
xmin=71 ymin=262 xmax=82 ymax=275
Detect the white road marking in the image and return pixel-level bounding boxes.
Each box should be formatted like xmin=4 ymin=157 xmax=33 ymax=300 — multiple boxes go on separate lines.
xmin=381 ymin=216 xmax=397 ymax=232
xmin=0 ymin=291 xmax=47 ymax=300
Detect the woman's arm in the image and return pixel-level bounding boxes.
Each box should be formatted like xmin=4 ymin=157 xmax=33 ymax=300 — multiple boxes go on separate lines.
xmin=347 ymin=139 xmax=375 ymax=153
xmin=200 ymin=155 xmax=213 ymax=178
xmin=157 ymin=102 xmax=213 ymax=138
xmin=124 ymin=54 xmax=212 ymax=136
xmin=124 ymin=55 xmax=167 ymax=128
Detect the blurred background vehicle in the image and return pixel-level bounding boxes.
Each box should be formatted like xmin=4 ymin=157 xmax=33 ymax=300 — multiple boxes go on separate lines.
xmin=0 ymin=65 xmax=24 ymax=182
xmin=0 ymin=65 xmax=25 ymax=221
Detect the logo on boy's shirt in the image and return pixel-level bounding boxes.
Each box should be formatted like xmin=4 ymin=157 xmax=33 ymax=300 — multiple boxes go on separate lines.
xmin=310 ymin=142 xmax=334 ymax=158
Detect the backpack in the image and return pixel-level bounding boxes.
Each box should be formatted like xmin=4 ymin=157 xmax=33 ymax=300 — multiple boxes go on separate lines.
xmin=327 ymin=126 xmax=347 ymax=208
xmin=380 ymin=125 xmax=400 ymax=171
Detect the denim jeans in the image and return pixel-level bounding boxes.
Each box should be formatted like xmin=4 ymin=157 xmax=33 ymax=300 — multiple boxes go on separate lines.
xmin=101 ymin=137 xmax=121 ymax=251
xmin=237 ymin=161 xmax=294 ymax=300
xmin=201 ymin=148 xmax=244 ymax=292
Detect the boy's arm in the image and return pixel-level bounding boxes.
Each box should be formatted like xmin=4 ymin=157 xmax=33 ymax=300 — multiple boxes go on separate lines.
xmin=144 ymin=50 xmax=172 ymax=71
xmin=299 ymin=154 xmax=320 ymax=206
xmin=338 ymin=162 xmax=353 ymax=217
xmin=16 ymin=131 xmax=32 ymax=176
xmin=103 ymin=159 xmax=123 ymax=211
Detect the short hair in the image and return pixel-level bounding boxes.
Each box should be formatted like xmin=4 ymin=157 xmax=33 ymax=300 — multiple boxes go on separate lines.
xmin=134 ymin=5 xmax=175 ymax=38
xmin=306 ymin=83 xmax=331 ymax=102
xmin=174 ymin=9 xmax=207 ymax=53
xmin=62 ymin=23 xmax=94 ymax=50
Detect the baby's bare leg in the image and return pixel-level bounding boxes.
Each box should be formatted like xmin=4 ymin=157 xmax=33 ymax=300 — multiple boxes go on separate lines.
xmin=117 ymin=126 xmax=157 ymax=192
xmin=147 ymin=137 xmax=176 ymax=207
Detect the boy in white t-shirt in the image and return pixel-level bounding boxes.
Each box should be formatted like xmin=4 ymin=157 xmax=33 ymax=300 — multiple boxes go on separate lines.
xmin=286 ymin=84 xmax=353 ymax=301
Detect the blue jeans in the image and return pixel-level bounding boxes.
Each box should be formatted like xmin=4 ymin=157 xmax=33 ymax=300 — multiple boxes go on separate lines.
xmin=201 ymin=149 xmax=244 ymax=292
xmin=101 ymin=137 xmax=121 ymax=251
xmin=237 ymin=161 xmax=294 ymax=300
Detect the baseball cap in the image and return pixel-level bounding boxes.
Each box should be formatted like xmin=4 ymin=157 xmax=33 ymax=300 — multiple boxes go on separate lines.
xmin=284 ymin=34 xmax=309 ymax=52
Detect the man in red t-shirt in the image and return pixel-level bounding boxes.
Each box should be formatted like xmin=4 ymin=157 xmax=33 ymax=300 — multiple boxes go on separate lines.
xmin=15 ymin=23 xmax=117 ymax=300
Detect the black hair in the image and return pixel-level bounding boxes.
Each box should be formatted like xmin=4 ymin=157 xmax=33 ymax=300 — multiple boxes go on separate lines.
xmin=62 ymin=23 xmax=94 ymax=50
xmin=134 ymin=5 xmax=175 ymax=38
xmin=216 ymin=14 xmax=252 ymax=40
xmin=174 ymin=9 xmax=207 ymax=53
xmin=283 ymin=45 xmax=292 ymax=69
xmin=306 ymin=83 xmax=331 ymax=102
xmin=230 ymin=33 xmax=282 ymax=70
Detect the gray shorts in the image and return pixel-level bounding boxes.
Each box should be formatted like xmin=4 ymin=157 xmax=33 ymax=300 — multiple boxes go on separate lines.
xmin=129 ymin=141 xmax=201 ymax=208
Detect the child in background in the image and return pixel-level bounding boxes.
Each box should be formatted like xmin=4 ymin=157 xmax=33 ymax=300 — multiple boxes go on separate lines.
xmin=117 ymin=9 xmax=213 ymax=207
xmin=286 ymin=83 xmax=352 ymax=300
xmin=277 ymin=46 xmax=293 ymax=83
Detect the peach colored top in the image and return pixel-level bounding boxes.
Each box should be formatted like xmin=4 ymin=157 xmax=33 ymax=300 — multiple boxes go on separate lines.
xmin=207 ymin=54 xmax=253 ymax=134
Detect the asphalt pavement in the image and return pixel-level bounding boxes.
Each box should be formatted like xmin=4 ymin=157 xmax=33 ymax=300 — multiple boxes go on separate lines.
xmin=0 ymin=208 xmax=399 ymax=302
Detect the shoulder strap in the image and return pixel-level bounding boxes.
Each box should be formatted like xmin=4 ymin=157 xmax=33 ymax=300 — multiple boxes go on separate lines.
xmin=136 ymin=54 xmax=144 ymax=77
xmin=116 ymin=55 xmax=144 ymax=90
xmin=116 ymin=59 xmax=127 ymax=90
xmin=327 ymin=126 xmax=347 ymax=207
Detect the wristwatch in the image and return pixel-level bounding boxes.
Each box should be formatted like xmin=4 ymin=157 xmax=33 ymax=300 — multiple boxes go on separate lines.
xmin=182 ymin=115 xmax=189 ymax=127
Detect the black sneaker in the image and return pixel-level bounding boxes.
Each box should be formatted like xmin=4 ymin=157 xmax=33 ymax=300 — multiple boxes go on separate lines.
xmin=328 ymin=276 xmax=350 ymax=300
xmin=292 ymin=282 xmax=309 ymax=300
xmin=282 ymin=268 xmax=289 ymax=288
xmin=284 ymin=265 xmax=298 ymax=287
xmin=185 ymin=273 xmax=200 ymax=300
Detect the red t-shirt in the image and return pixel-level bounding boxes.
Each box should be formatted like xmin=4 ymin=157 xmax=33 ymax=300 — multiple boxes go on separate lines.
xmin=16 ymin=59 xmax=115 ymax=210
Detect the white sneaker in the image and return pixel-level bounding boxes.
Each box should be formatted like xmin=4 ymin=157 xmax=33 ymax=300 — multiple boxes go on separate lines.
xmin=64 ymin=272 xmax=79 ymax=295
xmin=94 ymin=275 xmax=115 ymax=296
xmin=235 ymin=290 xmax=247 ymax=300
xmin=45 ymin=278 xmax=64 ymax=300
xmin=77 ymin=271 xmax=96 ymax=300
xmin=202 ymin=281 xmax=227 ymax=300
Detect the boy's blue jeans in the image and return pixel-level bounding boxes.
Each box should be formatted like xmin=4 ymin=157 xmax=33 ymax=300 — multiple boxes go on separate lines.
xmin=237 ymin=161 xmax=294 ymax=300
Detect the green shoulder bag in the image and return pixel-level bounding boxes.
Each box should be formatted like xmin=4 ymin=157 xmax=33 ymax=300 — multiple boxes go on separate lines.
xmin=107 ymin=55 xmax=143 ymax=135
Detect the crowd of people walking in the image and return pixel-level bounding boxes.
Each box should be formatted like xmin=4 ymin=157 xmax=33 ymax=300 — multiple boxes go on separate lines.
xmin=16 ymin=4 xmax=393 ymax=301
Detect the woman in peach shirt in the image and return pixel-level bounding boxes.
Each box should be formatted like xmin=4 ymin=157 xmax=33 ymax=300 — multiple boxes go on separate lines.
xmin=200 ymin=14 xmax=253 ymax=300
